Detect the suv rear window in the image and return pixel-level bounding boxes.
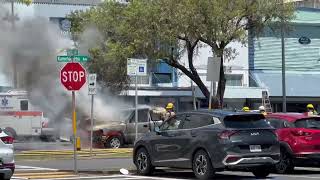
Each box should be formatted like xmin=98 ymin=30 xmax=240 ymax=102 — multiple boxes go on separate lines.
xmin=223 ymin=114 xmax=272 ymax=129
xmin=295 ymin=118 xmax=320 ymax=129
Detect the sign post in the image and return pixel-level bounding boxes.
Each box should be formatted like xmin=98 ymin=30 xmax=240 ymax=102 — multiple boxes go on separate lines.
xmin=88 ymin=74 xmax=97 ymax=157
xmin=207 ymin=56 xmax=221 ymax=109
xmin=127 ymin=58 xmax=147 ymax=143
xmin=60 ymin=62 xmax=87 ymax=174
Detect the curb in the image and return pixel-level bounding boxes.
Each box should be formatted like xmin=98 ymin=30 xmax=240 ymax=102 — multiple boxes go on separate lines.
xmin=57 ymin=169 xmax=137 ymax=175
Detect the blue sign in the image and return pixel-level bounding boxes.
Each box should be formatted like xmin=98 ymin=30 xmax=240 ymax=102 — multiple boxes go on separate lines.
xmin=139 ymin=66 xmax=144 ymax=72
xmin=1 ymin=97 xmax=8 ymax=107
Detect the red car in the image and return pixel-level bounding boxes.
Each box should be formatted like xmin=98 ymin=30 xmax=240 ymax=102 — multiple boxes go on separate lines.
xmin=266 ymin=113 xmax=320 ymax=173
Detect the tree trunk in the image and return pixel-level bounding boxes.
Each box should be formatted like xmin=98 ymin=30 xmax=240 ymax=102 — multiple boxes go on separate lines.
xmin=216 ymin=56 xmax=226 ymax=108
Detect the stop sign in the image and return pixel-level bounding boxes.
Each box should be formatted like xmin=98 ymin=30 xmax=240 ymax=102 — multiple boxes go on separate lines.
xmin=60 ymin=62 xmax=87 ymax=91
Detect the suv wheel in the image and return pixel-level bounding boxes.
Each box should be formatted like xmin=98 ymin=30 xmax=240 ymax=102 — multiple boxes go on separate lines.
xmin=275 ymin=149 xmax=294 ymax=174
xmin=105 ymin=136 xmax=122 ymax=149
xmin=134 ymin=147 xmax=154 ymax=175
xmin=192 ymin=150 xmax=215 ymax=180
xmin=252 ymin=166 xmax=271 ymax=179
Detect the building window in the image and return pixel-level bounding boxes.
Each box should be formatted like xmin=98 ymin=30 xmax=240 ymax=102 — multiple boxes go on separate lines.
xmin=152 ymin=73 xmax=172 ymax=84
xmin=20 ymin=100 xmax=28 ymax=111
xmin=225 ymin=74 xmax=243 ymax=86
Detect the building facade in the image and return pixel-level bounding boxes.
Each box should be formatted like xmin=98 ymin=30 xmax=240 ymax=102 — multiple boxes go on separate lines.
xmin=250 ymin=7 xmax=320 ymax=112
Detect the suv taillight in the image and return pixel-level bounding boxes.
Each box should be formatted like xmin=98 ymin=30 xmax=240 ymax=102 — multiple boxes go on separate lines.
xmin=291 ymin=130 xmax=311 ymax=136
xmin=218 ymin=130 xmax=237 ymax=139
xmin=1 ymin=136 xmax=14 ymax=144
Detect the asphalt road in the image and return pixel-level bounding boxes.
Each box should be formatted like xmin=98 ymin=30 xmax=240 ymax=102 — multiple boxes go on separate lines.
xmin=16 ymin=158 xmax=320 ymax=180
xmin=14 ymin=141 xmax=73 ymax=152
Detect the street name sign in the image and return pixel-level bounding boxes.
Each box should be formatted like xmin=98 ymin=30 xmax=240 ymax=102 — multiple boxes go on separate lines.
xmin=57 ymin=56 xmax=89 ymax=62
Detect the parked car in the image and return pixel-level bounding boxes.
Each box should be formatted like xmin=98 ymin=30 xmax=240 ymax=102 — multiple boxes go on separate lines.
xmin=83 ymin=106 xmax=163 ymax=149
xmin=0 ymin=129 xmax=15 ymax=180
xmin=266 ymin=113 xmax=320 ymax=173
xmin=133 ymin=110 xmax=280 ymax=179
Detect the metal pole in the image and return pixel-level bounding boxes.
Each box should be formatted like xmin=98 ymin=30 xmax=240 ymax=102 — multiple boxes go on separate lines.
xmin=135 ymin=73 xmax=138 ymax=143
xmin=281 ymin=0 xmax=287 ymax=112
xmin=72 ymin=91 xmax=78 ymax=174
xmin=191 ymin=80 xmax=196 ymax=110
xmin=11 ymin=0 xmax=17 ymax=89
xmin=208 ymin=81 xmax=213 ymax=109
xmin=90 ymin=95 xmax=94 ymax=157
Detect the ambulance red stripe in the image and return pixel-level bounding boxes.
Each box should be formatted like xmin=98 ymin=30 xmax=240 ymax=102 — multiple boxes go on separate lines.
xmin=0 ymin=111 xmax=42 ymax=116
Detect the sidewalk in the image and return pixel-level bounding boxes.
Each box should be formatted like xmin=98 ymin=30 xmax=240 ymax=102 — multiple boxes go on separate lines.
xmin=15 ymin=148 xmax=133 ymax=160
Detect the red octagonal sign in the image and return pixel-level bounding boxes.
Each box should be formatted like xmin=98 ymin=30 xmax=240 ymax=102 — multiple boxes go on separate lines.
xmin=60 ymin=62 xmax=87 ymax=91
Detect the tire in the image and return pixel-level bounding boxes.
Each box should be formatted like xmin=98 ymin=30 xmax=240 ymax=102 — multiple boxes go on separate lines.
xmin=192 ymin=150 xmax=215 ymax=180
xmin=4 ymin=127 xmax=17 ymax=139
xmin=134 ymin=147 xmax=154 ymax=175
xmin=252 ymin=166 xmax=271 ymax=179
xmin=105 ymin=136 xmax=122 ymax=149
xmin=274 ymin=148 xmax=294 ymax=174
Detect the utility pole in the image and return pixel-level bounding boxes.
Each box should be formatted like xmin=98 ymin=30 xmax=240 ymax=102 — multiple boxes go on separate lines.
xmin=281 ymin=0 xmax=287 ymax=112
xmin=8 ymin=0 xmax=18 ymax=88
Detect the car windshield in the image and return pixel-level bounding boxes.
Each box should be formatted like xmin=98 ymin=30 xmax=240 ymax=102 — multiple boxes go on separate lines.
xmin=295 ymin=118 xmax=320 ymax=129
xmin=223 ymin=114 xmax=272 ymax=129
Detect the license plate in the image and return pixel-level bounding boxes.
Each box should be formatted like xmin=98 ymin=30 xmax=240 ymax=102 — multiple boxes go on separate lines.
xmin=250 ymin=145 xmax=262 ymax=152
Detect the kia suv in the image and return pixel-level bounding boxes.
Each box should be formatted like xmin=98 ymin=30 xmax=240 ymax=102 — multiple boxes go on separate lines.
xmin=133 ymin=110 xmax=280 ymax=179
xmin=266 ymin=113 xmax=320 ymax=173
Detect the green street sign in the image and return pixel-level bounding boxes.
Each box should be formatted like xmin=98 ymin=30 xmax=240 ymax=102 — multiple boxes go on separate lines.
xmin=67 ymin=49 xmax=79 ymax=56
xmin=57 ymin=56 xmax=89 ymax=62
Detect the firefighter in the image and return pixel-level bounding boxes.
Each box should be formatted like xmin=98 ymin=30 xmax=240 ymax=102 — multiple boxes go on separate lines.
xmin=164 ymin=103 xmax=176 ymax=120
xmin=259 ymin=106 xmax=267 ymax=116
xmin=307 ymin=104 xmax=318 ymax=115
xmin=242 ymin=106 xmax=250 ymax=112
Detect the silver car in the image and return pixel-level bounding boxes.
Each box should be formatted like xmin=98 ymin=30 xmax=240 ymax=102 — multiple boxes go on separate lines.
xmin=0 ymin=130 xmax=15 ymax=180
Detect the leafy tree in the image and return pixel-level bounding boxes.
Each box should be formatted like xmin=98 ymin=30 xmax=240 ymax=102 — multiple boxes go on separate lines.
xmin=69 ymin=0 xmax=294 ymax=106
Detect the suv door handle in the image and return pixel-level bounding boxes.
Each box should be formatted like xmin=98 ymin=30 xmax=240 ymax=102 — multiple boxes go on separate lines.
xmin=143 ymin=124 xmax=148 ymax=128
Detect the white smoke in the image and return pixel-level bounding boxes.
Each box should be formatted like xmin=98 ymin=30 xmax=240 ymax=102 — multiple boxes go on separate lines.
xmin=0 ymin=6 xmax=130 ymax=141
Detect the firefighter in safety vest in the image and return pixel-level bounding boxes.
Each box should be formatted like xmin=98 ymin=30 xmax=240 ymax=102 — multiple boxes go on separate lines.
xmin=259 ymin=106 xmax=267 ymax=116
xmin=164 ymin=103 xmax=176 ymax=120
xmin=242 ymin=106 xmax=250 ymax=112
xmin=307 ymin=104 xmax=318 ymax=115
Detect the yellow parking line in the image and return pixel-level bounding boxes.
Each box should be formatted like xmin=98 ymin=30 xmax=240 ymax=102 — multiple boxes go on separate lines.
xmin=13 ymin=171 xmax=78 ymax=179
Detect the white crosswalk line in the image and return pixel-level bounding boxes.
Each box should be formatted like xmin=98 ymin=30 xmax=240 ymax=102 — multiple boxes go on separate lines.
xmin=15 ymin=165 xmax=58 ymax=172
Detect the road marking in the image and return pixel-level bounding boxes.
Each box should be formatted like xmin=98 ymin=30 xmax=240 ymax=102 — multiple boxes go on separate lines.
xmin=15 ymin=165 xmax=58 ymax=171
xmin=221 ymin=170 xmax=320 ymax=179
xmin=33 ymin=175 xmax=187 ymax=180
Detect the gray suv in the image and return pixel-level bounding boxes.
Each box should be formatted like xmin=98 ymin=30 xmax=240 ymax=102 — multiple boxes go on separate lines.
xmin=133 ymin=110 xmax=280 ymax=179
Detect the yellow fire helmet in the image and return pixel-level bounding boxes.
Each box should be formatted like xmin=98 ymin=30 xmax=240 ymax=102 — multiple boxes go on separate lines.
xmin=166 ymin=103 xmax=174 ymax=109
xmin=242 ymin=106 xmax=250 ymax=112
xmin=307 ymin=104 xmax=314 ymax=109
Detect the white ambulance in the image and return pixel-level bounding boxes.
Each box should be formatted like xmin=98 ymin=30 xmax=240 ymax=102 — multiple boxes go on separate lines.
xmin=0 ymin=90 xmax=45 ymax=139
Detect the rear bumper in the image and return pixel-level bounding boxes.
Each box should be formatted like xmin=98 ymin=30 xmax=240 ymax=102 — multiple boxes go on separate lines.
xmin=222 ymin=154 xmax=280 ymax=167
xmin=0 ymin=168 xmax=13 ymax=179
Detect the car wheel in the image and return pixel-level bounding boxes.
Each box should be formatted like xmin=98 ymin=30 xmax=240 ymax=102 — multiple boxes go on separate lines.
xmin=134 ymin=147 xmax=154 ymax=175
xmin=105 ymin=136 xmax=122 ymax=149
xmin=252 ymin=166 xmax=271 ymax=179
xmin=192 ymin=150 xmax=215 ymax=180
xmin=275 ymin=149 xmax=294 ymax=174
xmin=4 ymin=127 xmax=17 ymax=139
